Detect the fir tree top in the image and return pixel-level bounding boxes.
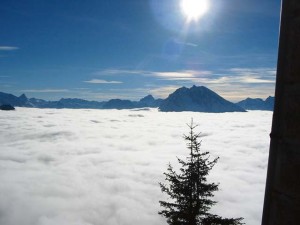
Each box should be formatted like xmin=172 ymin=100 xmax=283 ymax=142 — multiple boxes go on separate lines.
xmin=159 ymin=120 xmax=244 ymax=225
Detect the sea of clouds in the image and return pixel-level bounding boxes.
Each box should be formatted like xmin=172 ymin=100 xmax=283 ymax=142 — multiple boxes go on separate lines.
xmin=0 ymin=108 xmax=273 ymax=225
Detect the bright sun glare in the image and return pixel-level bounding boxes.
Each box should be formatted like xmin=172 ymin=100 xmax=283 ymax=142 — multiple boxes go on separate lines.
xmin=180 ymin=0 xmax=209 ymax=21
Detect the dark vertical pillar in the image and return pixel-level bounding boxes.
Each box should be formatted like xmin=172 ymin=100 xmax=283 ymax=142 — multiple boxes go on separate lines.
xmin=261 ymin=0 xmax=300 ymax=224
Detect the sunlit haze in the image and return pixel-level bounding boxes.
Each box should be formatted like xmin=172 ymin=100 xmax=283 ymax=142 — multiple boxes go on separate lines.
xmin=180 ymin=0 xmax=209 ymax=21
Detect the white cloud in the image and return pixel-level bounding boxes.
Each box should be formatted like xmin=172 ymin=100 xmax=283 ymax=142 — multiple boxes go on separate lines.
xmin=84 ymin=79 xmax=123 ymax=84
xmin=195 ymin=75 xmax=275 ymax=85
xmin=0 ymin=46 xmax=19 ymax=51
xmin=93 ymin=69 xmax=146 ymax=76
xmin=152 ymin=70 xmax=212 ymax=80
xmin=149 ymin=85 xmax=182 ymax=98
xmin=73 ymin=87 xmax=90 ymax=90
xmin=243 ymin=77 xmax=275 ymax=84
xmin=183 ymin=42 xmax=198 ymax=47
xmin=93 ymin=68 xmax=212 ymax=81
xmin=227 ymin=67 xmax=276 ymax=81
xmin=194 ymin=67 xmax=276 ymax=85
xmin=0 ymin=108 xmax=272 ymax=225
xmin=229 ymin=67 xmax=276 ymax=75
xmin=91 ymin=67 xmax=275 ymax=84
xmin=154 ymin=71 xmax=194 ymax=78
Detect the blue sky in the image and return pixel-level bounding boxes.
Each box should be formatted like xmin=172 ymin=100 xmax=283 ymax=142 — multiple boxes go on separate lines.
xmin=0 ymin=0 xmax=280 ymax=102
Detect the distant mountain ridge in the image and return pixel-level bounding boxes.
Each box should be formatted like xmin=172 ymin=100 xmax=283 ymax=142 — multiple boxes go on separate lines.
xmin=0 ymin=92 xmax=30 ymax=107
xmin=102 ymin=95 xmax=163 ymax=109
xmin=0 ymin=91 xmax=161 ymax=110
xmin=236 ymin=96 xmax=274 ymax=111
xmin=0 ymin=87 xmax=274 ymax=112
xmin=159 ymin=86 xmax=245 ymax=112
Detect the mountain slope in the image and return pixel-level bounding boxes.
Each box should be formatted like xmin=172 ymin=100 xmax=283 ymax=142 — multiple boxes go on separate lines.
xmin=159 ymin=86 xmax=246 ymax=112
xmin=236 ymin=96 xmax=274 ymax=111
xmin=0 ymin=92 xmax=30 ymax=106
xmin=138 ymin=94 xmax=162 ymax=107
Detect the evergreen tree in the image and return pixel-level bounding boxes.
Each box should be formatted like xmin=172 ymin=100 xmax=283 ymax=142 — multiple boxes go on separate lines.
xmin=159 ymin=120 xmax=244 ymax=225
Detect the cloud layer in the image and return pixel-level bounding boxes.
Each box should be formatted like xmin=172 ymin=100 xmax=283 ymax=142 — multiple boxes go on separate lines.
xmin=84 ymin=79 xmax=123 ymax=84
xmin=0 ymin=108 xmax=272 ymax=225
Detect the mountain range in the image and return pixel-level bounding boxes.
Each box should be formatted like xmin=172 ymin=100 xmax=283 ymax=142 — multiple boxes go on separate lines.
xmin=236 ymin=96 xmax=274 ymax=111
xmin=0 ymin=86 xmax=274 ymax=112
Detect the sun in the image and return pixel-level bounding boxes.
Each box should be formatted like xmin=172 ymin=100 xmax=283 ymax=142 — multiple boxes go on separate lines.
xmin=180 ymin=0 xmax=209 ymax=21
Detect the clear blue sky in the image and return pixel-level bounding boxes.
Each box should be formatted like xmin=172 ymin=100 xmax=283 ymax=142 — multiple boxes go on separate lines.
xmin=0 ymin=0 xmax=281 ymax=102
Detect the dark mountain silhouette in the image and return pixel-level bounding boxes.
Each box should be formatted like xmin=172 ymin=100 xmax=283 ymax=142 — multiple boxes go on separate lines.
xmin=140 ymin=94 xmax=155 ymax=103
xmin=264 ymin=96 xmax=275 ymax=110
xmin=138 ymin=94 xmax=163 ymax=107
xmin=236 ymin=96 xmax=274 ymax=111
xmin=0 ymin=88 xmax=273 ymax=112
xmin=55 ymin=98 xmax=105 ymax=109
xmin=0 ymin=92 xmax=162 ymax=109
xmin=102 ymin=99 xmax=136 ymax=109
xmin=159 ymin=86 xmax=246 ymax=112
xmin=27 ymin=98 xmax=53 ymax=108
xmin=102 ymin=95 xmax=163 ymax=109
xmin=0 ymin=92 xmax=29 ymax=106
xmin=0 ymin=104 xmax=15 ymax=110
